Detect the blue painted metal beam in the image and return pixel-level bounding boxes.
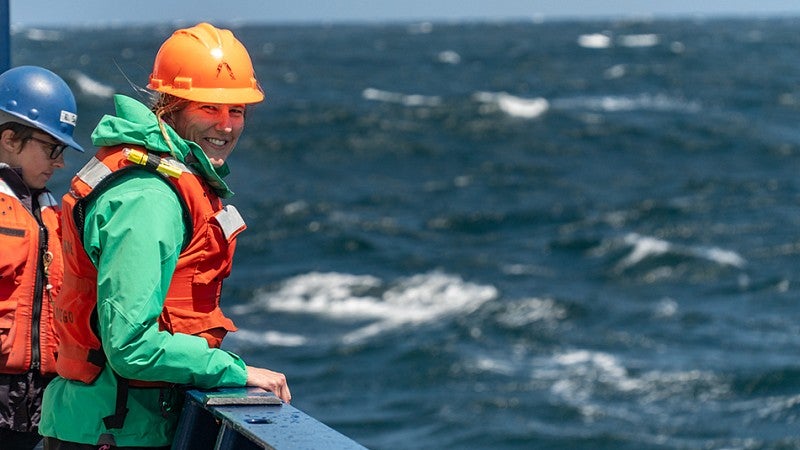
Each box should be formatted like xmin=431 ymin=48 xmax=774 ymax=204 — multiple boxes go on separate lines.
xmin=0 ymin=0 xmax=9 ymax=72
xmin=173 ymin=387 xmax=368 ymax=450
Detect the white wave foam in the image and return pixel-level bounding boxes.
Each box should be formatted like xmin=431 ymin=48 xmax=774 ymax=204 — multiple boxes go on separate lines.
xmin=655 ymin=297 xmax=678 ymax=318
xmin=362 ymin=88 xmax=441 ymax=107
xmin=670 ymin=41 xmax=686 ymax=54
xmin=24 ymin=28 xmax=63 ymax=42
xmin=699 ymin=246 xmax=747 ymax=268
xmin=243 ymin=271 xmax=498 ymax=344
xmin=71 ymin=71 xmax=115 ymax=98
xmin=618 ymin=34 xmax=660 ymax=48
xmin=552 ymin=94 xmax=701 ymax=113
xmin=496 ymin=297 xmax=567 ymax=327
xmin=604 ymin=64 xmax=627 ymax=79
xmin=578 ymin=33 xmax=659 ymax=49
xmin=753 ymin=393 xmax=800 ymax=421
xmin=226 ymin=329 xmax=308 ymax=347
xmin=616 ymin=233 xmax=746 ymax=270
xmin=537 ymin=349 xmax=729 ymax=420
xmin=578 ymin=33 xmax=612 ymax=49
xmin=473 ymin=356 xmax=516 ymax=375
xmin=474 ymin=91 xmax=549 ymax=119
xmin=547 ymin=350 xmax=643 ymax=411
xmin=618 ymin=234 xmax=671 ymax=268
xmin=437 ymin=50 xmax=461 ymax=65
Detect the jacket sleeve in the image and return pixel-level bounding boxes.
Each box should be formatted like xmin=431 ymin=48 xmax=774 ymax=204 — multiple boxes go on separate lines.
xmin=82 ymin=170 xmax=248 ymax=388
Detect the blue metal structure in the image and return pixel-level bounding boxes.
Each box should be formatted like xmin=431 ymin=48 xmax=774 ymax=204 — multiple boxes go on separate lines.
xmin=1 ymin=0 xmax=9 ymax=72
xmin=173 ymin=388 xmax=368 ymax=449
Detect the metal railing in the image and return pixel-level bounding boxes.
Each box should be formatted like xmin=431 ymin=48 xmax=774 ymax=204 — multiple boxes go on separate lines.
xmin=172 ymin=388 xmax=368 ymax=450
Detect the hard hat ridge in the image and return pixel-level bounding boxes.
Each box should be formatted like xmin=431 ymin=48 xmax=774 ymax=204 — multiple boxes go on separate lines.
xmin=147 ymin=22 xmax=264 ymax=104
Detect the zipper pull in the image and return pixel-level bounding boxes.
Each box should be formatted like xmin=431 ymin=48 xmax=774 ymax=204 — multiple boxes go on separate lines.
xmin=43 ymin=251 xmax=54 ymax=304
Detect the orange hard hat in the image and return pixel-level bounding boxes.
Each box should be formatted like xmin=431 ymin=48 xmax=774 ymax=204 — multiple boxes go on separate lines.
xmin=147 ymin=23 xmax=264 ymax=104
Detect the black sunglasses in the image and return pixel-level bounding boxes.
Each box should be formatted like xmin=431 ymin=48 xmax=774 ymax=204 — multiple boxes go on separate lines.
xmin=27 ymin=136 xmax=68 ymax=160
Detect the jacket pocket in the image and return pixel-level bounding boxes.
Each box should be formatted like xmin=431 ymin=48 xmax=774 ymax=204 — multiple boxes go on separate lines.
xmin=160 ymin=305 xmax=237 ymax=349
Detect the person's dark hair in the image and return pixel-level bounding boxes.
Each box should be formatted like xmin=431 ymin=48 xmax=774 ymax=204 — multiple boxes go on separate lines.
xmin=0 ymin=122 xmax=36 ymax=141
xmin=0 ymin=122 xmax=36 ymax=153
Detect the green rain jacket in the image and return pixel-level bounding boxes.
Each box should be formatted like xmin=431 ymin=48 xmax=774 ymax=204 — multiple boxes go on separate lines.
xmin=40 ymin=95 xmax=249 ymax=447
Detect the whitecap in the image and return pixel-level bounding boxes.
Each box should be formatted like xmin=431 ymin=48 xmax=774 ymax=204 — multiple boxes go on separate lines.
xmin=282 ymin=200 xmax=309 ymax=216
xmin=245 ymin=271 xmax=498 ymax=344
xmin=24 ymin=28 xmax=62 ymax=42
xmin=616 ymin=233 xmax=747 ymax=271
xmin=497 ymin=94 xmax=549 ymax=119
xmin=618 ymin=233 xmax=671 ymax=269
xmin=225 ymin=329 xmax=308 ymax=347
xmin=604 ymin=64 xmax=627 ymax=79
xmin=437 ymin=50 xmax=461 ymax=65
xmin=697 ymin=246 xmax=746 ymax=268
xmin=552 ymin=94 xmax=701 ymax=114
xmin=472 ymin=356 xmax=516 ymax=375
xmin=670 ymin=41 xmax=686 ymax=54
xmin=577 ymin=33 xmax=612 ymax=49
xmin=474 ymin=91 xmax=549 ymax=119
xmin=496 ymin=297 xmax=567 ymax=327
xmin=71 ymin=71 xmax=115 ymax=98
xmin=655 ymin=297 xmax=678 ymax=318
xmin=535 ymin=349 xmax=730 ymax=421
xmin=618 ymin=34 xmax=660 ymax=48
xmin=551 ymin=350 xmax=642 ymax=393
xmin=362 ymin=87 xmax=441 ymax=107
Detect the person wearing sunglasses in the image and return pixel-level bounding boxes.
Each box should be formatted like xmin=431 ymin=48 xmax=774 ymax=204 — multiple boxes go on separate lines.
xmin=0 ymin=65 xmax=84 ymax=450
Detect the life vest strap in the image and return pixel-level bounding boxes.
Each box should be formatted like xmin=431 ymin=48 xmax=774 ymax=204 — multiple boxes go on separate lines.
xmin=102 ymin=373 xmax=129 ymax=429
xmin=87 ymin=347 xmax=107 ymax=368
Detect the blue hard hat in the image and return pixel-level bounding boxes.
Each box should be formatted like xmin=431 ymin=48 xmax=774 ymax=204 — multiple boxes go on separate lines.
xmin=0 ymin=66 xmax=84 ymax=152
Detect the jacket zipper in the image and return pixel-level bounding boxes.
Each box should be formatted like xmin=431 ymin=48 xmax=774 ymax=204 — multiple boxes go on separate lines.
xmin=30 ymin=220 xmax=47 ymax=372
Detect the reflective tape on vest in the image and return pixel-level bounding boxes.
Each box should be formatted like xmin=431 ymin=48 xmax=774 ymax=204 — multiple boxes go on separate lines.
xmin=213 ymin=204 xmax=246 ymax=241
xmin=76 ymin=156 xmax=113 ymax=189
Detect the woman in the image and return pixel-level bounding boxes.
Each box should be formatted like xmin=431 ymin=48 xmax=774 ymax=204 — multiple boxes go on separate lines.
xmin=40 ymin=23 xmax=290 ymax=449
xmin=0 ymin=65 xmax=83 ymax=450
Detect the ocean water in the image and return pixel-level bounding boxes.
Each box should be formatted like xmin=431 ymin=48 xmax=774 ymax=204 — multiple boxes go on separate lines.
xmin=12 ymin=16 xmax=800 ymax=449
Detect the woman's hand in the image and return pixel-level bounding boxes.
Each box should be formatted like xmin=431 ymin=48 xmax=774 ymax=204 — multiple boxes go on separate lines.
xmin=245 ymin=366 xmax=291 ymax=403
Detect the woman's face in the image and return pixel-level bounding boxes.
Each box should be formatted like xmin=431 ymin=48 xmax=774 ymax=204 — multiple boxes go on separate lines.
xmin=0 ymin=129 xmax=65 ymax=189
xmin=170 ymin=102 xmax=246 ymax=168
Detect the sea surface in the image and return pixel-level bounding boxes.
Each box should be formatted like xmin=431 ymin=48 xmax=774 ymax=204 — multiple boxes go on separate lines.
xmin=12 ymin=16 xmax=800 ymax=449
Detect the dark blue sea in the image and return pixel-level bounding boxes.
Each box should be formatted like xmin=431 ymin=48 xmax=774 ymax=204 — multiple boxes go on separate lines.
xmin=12 ymin=16 xmax=800 ymax=449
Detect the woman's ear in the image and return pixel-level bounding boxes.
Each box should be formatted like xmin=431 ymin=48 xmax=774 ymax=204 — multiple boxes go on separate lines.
xmin=0 ymin=128 xmax=21 ymax=154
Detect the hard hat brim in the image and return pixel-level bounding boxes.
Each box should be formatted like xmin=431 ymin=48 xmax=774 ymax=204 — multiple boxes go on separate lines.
xmin=147 ymin=85 xmax=265 ymax=105
xmin=0 ymin=110 xmax=85 ymax=152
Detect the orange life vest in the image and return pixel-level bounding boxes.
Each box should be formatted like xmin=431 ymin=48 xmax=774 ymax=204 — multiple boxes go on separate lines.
xmin=55 ymin=145 xmax=246 ymax=384
xmin=0 ymin=178 xmax=62 ymax=375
